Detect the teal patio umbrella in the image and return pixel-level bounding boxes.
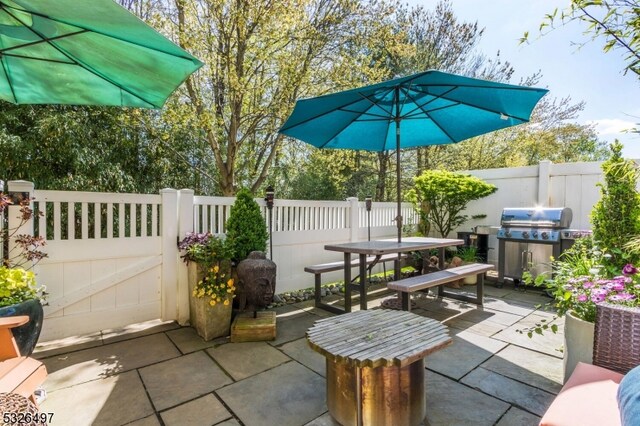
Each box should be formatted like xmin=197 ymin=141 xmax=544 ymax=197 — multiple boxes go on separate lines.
xmin=280 ymin=70 xmax=548 ymax=242
xmin=0 ymin=0 xmax=202 ymax=108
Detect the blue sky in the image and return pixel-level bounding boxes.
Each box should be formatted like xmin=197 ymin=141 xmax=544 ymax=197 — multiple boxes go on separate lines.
xmin=411 ymin=0 xmax=640 ymax=158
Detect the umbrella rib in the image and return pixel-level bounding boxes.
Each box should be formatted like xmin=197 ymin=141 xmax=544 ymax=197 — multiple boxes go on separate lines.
xmin=316 ymin=114 xmax=383 ymax=149
xmin=0 ymin=53 xmax=74 ymax=64
xmin=402 ymin=88 xmax=458 ymax=142
xmin=1 ymin=5 xmax=157 ymax=107
xmin=0 ymin=30 xmax=88 ymax=55
xmin=358 ymin=87 xmax=395 ymax=117
xmin=281 ymin=88 xmax=394 ymax=132
xmin=0 ymin=53 xmax=18 ymax=103
xmin=0 ymin=3 xmax=199 ymax=62
xmin=337 ymin=107 xmax=390 ymax=120
xmin=410 ymin=85 xmax=533 ymax=122
xmin=399 ymin=86 xmax=458 ymax=119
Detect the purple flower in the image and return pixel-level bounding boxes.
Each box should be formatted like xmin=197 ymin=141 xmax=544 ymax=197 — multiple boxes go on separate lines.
xmin=577 ymin=294 xmax=588 ymax=303
xmin=582 ymin=282 xmax=594 ymax=289
xmin=623 ymin=264 xmax=638 ymax=276
xmin=609 ymin=293 xmax=635 ymax=302
xmin=610 ymin=282 xmax=625 ymax=291
xmin=591 ymin=294 xmax=606 ymax=303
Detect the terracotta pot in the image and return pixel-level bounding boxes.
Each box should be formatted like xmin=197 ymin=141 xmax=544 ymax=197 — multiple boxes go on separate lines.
xmin=563 ymin=311 xmax=594 ymax=383
xmin=0 ymin=299 xmax=44 ymax=355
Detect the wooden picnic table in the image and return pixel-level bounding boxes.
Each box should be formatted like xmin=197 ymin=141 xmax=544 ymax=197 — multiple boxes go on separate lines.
xmin=324 ymin=237 xmax=463 ymax=312
xmin=306 ymin=309 xmax=452 ymax=426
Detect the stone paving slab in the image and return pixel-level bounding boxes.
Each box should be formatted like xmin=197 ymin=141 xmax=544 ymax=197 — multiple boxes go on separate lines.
xmin=425 ymin=370 xmax=510 ymax=426
xmin=160 ymin=393 xmax=232 ymax=426
xmin=207 ymin=341 xmax=291 ymax=381
xmin=139 ymin=350 xmax=233 ymax=411
xmin=304 ymin=412 xmax=340 ymax=425
xmin=166 ymin=326 xmax=219 ymax=354
xmin=445 ymin=317 xmax=506 ymax=337
xmin=481 ymin=298 xmax=536 ymax=317
xmin=41 ymin=370 xmax=154 ymax=426
xmin=280 ymin=337 xmax=326 ymax=377
xmin=495 ymin=407 xmax=541 ymax=426
xmin=481 ymin=345 xmax=563 ymax=394
xmin=501 ymin=289 xmax=549 ymax=306
xmin=493 ymin=313 xmax=564 ymax=357
xmin=426 ymin=329 xmax=508 ymax=380
xmin=43 ymin=333 xmax=180 ymax=391
xmin=101 ymin=319 xmax=181 ymax=344
xmin=454 ymin=307 xmax=524 ymax=327
xmin=461 ymin=367 xmax=555 ymax=417
xmin=217 ymin=361 xmax=326 ymax=426
xmin=269 ymin=311 xmax=321 ymax=346
xmin=217 ymin=419 xmax=242 ymax=426
xmin=484 ymin=285 xmax=517 ymax=298
xmin=128 ymin=416 xmax=161 ymax=426
xmin=34 ymin=331 xmax=103 ymax=359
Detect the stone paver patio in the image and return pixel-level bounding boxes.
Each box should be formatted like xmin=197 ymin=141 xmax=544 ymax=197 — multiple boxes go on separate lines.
xmin=34 ymin=281 xmax=563 ymax=426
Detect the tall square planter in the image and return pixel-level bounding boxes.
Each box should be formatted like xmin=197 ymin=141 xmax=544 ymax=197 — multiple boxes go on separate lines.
xmin=188 ymin=263 xmax=232 ymax=341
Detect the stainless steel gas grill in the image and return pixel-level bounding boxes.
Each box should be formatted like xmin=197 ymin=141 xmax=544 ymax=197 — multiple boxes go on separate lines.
xmin=497 ymin=207 xmax=573 ymax=286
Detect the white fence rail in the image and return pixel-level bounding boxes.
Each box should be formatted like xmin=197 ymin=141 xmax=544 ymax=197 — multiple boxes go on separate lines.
xmin=6 ymin=158 xmax=615 ymax=340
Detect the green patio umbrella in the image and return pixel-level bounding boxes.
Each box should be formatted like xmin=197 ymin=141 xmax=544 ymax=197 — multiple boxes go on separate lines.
xmin=0 ymin=0 xmax=202 ymax=108
xmin=280 ymin=70 xmax=548 ymax=242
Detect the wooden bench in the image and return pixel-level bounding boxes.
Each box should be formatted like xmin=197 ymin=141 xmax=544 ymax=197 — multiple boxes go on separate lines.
xmin=305 ymin=253 xmax=403 ymax=314
xmin=0 ymin=316 xmax=47 ymax=404
xmin=388 ymin=262 xmax=494 ymax=311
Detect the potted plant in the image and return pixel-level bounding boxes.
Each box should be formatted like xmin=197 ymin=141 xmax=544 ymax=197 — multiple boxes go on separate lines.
xmin=457 ymin=246 xmax=481 ymax=285
xmin=529 ymin=239 xmax=640 ymax=381
xmin=0 ymin=195 xmax=47 ymax=355
xmin=178 ymin=232 xmax=235 ymax=340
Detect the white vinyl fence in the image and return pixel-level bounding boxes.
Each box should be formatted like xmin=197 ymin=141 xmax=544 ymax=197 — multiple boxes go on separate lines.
xmin=5 ymin=159 xmax=612 ymax=339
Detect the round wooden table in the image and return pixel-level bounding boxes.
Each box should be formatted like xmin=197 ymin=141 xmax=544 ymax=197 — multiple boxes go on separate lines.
xmin=306 ymin=309 xmax=452 ymax=426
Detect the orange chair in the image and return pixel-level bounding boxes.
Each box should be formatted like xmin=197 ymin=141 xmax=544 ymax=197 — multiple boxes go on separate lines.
xmin=0 ymin=316 xmax=47 ymax=404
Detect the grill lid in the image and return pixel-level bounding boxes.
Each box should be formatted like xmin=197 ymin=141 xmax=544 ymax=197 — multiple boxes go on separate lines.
xmin=500 ymin=207 xmax=572 ymax=229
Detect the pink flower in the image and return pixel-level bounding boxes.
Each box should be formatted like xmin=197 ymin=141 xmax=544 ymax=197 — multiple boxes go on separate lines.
xmin=577 ymin=294 xmax=588 ymax=303
xmin=623 ymin=264 xmax=638 ymax=276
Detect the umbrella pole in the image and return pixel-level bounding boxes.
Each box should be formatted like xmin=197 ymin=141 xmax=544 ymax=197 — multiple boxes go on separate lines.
xmin=396 ymin=123 xmax=402 ymax=244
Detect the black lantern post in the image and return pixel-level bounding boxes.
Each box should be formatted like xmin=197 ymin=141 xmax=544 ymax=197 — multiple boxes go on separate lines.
xmin=265 ymin=185 xmax=275 ymax=259
xmin=365 ymin=196 xmax=372 ymax=241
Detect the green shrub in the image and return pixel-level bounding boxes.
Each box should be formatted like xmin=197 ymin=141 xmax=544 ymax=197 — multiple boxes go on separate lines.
xmin=407 ymin=170 xmax=497 ymax=238
xmin=591 ymin=141 xmax=640 ymax=270
xmin=225 ymin=188 xmax=268 ymax=261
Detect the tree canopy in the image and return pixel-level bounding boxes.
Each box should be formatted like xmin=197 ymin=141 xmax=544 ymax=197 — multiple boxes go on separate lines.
xmin=0 ymin=0 xmax=608 ymax=198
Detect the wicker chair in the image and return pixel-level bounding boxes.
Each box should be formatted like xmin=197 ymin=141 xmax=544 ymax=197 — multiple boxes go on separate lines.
xmin=593 ymin=303 xmax=640 ymax=374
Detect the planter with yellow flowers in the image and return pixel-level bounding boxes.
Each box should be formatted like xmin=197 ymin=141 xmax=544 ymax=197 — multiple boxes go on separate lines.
xmin=179 ymin=232 xmax=236 ymax=341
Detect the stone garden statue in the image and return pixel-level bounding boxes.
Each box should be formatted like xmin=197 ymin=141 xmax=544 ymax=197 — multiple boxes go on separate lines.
xmin=236 ymin=251 xmax=277 ymax=314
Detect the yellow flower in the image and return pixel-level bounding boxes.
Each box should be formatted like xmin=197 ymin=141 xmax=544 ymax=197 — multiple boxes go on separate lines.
xmin=216 ymin=297 xmax=221 ymax=302
xmin=224 ymin=299 xmax=230 ymax=306
xmin=213 ymin=265 xmax=219 ymax=274
xmin=192 ymin=290 xmax=197 ymax=297
xmin=227 ymin=279 xmax=234 ymax=287
xmin=210 ymin=299 xmax=216 ymax=306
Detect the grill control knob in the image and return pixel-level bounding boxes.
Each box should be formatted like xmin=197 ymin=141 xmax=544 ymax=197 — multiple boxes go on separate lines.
xmin=505 ymin=230 xmax=512 ymax=238
xmin=522 ymin=231 xmax=529 ymax=239
xmin=541 ymin=231 xmax=549 ymax=240
xmin=532 ymin=231 xmax=538 ymax=238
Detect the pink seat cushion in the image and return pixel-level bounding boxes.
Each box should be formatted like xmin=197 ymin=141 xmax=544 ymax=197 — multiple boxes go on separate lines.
xmin=540 ymin=362 xmax=624 ymax=426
